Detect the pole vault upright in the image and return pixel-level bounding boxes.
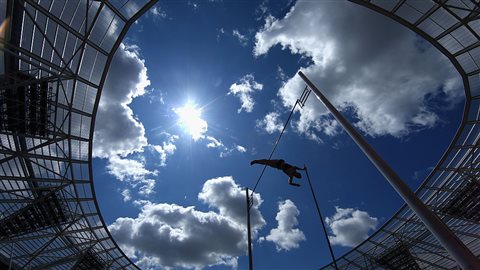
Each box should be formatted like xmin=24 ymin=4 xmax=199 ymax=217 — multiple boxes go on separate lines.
xmin=298 ymin=71 xmax=480 ymax=270
xmin=245 ymin=188 xmax=253 ymax=270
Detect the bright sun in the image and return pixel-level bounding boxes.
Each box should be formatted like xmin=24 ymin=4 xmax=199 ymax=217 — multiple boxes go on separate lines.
xmin=174 ymin=102 xmax=207 ymax=140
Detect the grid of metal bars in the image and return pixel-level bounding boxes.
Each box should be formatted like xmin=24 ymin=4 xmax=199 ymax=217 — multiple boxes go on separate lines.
xmin=0 ymin=0 xmax=157 ymax=269
xmin=321 ymin=0 xmax=480 ymax=269
xmin=1 ymin=0 xmax=479 ymax=269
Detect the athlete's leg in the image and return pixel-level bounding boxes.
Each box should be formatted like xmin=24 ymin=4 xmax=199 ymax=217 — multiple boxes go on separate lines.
xmin=288 ymin=176 xmax=300 ymax=187
xmin=250 ymin=159 xmax=279 ymax=167
xmin=285 ymin=167 xmax=302 ymax=179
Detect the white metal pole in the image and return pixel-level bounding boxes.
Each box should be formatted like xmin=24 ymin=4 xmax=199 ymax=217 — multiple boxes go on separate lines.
xmin=298 ymin=71 xmax=480 ymax=270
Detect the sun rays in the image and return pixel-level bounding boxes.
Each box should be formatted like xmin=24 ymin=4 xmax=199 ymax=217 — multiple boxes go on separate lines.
xmin=174 ymin=102 xmax=208 ymax=140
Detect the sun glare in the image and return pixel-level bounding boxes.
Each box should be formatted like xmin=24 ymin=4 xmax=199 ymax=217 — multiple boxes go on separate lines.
xmin=174 ymin=102 xmax=207 ymax=140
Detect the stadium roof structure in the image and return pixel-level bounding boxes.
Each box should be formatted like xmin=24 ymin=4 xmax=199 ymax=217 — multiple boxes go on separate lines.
xmin=320 ymin=0 xmax=480 ymax=269
xmin=0 ymin=0 xmax=479 ymax=269
xmin=0 ymin=0 xmax=157 ymax=269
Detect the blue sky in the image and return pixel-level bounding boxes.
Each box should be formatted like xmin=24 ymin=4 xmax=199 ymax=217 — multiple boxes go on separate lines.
xmin=92 ymin=1 xmax=464 ymax=269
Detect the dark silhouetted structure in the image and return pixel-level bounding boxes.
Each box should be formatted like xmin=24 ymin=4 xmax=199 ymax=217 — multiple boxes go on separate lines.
xmin=320 ymin=1 xmax=480 ymax=269
xmin=1 ymin=0 xmax=479 ymax=269
xmin=0 ymin=0 xmax=157 ymax=269
xmin=376 ymin=243 xmax=421 ymax=270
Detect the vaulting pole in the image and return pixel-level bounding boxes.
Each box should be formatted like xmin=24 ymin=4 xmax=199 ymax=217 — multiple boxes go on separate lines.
xmin=298 ymin=71 xmax=480 ymax=270
xmin=304 ymin=166 xmax=338 ymax=270
xmin=245 ymin=188 xmax=253 ymax=270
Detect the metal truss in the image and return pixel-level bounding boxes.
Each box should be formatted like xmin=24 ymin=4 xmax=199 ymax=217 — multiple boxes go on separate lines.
xmin=321 ymin=0 xmax=480 ymax=269
xmin=2 ymin=0 xmax=479 ymax=269
xmin=0 ymin=0 xmax=157 ymax=269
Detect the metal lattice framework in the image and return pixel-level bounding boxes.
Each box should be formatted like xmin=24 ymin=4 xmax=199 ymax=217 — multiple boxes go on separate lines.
xmin=0 ymin=0 xmax=156 ymax=269
xmin=321 ymin=0 xmax=480 ymax=269
xmin=1 ymin=0 xmax=480 ymax=269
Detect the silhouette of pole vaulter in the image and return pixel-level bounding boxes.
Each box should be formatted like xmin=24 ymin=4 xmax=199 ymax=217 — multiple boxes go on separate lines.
xmin=250 ymin=159 xmax=305 ymax=187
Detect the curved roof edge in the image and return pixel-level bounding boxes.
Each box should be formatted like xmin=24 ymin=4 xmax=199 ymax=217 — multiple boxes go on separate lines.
xmin=0 ymin=1 xmax=157 ymax=269
xmin=321 ymin=1 xmax=480 ymax=269
xmin=87 ymin=1 xmax=158 ymax=269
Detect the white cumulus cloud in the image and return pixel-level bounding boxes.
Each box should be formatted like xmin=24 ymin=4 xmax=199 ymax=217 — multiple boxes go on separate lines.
xmin=256 ymin=111 xmax=284 ymax=134
xmin=151 ymin=133 xmax=179 ymax=166
xmin=198 ymin=177 xmax=265 ymax=228
xmin=93 ymin=43 xmax=150 ymax=158
xmin=259 ymin=199 xmax=305 ymax=251
xmin=325 ymin=206 xmax=378 ymax=247
xmin=121 ymin=189 xmax=132 ymax=202
xmin=106 ymin=156 xmax=158 ymax=197
xmin=228 ymin=74 xmax=263 ymax=113
xmin=236 ymin=145 xmax=247 ymax=153
xmin=138 ymin=179 xmax=156 ymax=196
xmin=106 ymin=156 xmax=157 ymax=182
xmin=203 ymin=136 xmax=247 ymax=158
xmin=92 ymin=43 xmax=171 ymax=201
xmin=254 ymin=1 xmax=462 ymax=140
xmin=109 ymin=176 xmax=266 ymax=269
xmin=205 ymin=135 xmax=224 ymax=149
